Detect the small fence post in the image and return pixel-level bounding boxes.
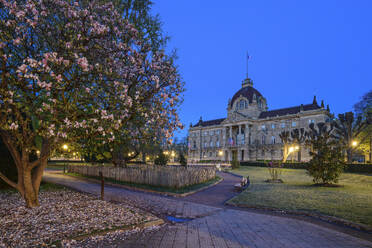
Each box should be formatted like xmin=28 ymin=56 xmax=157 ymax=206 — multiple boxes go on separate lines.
xmin=99 ymin=171 xmax=104 ymax=200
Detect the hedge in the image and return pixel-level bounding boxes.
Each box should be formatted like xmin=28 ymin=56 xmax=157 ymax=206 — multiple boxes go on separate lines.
xmin=239 ymin=161 xmax=372 ymax=174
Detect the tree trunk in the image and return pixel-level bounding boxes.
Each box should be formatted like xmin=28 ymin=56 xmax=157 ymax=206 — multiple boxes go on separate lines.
xmin=0 ymin=132 xmax=50 ymax=208
xmin=23 ymin=168 xmax=40 ymax=208
xmin=347 ymin=148 xmax=352 ymax=163
xmin=282 ymin=145 xmax=289 ymax=163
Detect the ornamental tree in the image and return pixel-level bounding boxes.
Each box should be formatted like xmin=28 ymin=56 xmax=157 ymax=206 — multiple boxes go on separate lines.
xmin=307 ymin=123 xmax=345 ymax=185
xmin=0 ymin=0 xmax=183 ymax=207
xmin=333 ymin=112 xmax=371 ymax=162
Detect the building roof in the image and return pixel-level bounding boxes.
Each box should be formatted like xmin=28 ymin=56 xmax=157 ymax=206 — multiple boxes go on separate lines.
xmin=230 ymin=85 xmax=263 ymax=107
xmin=193 ymin=118 xmax=225 ymax=127
xmin=258 ymin=103 xmax=322 ymax=119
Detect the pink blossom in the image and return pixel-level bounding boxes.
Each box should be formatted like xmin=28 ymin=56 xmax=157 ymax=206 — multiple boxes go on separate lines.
xmin=56 ymin=74 xmax=63 ymax=82
xmin=77 ymin=57 xmax=89 ymax=71
xmin=17 ymin=64 xmax=28 ymax=74
xmin=15 ymin=10 xmax=25 ymax=18
xmin=13 ymin=38 xmax=21 ymax=45
xmin=9 ymin=123 xmax=18 ymax=130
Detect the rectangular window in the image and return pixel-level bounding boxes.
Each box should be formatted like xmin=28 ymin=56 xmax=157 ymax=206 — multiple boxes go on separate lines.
xmin=271 ymin=124 xmax=275 ymax=129
xmin=271 ymin=136 xmax=276 ymax=144
xmin=281 ymin=123 xmax=285 ymax=128
xmin=308 ymin=119 xmax=315 ymax=124
xmin=292 ymin=122 xmax=297 ymax=127
xmin=216 ymin=141 xmax=220 ymax=147
xmin=210 ymin=141 xmax=213 ymax=147
xmin=261 ymin=125 xmax=266 ymax=130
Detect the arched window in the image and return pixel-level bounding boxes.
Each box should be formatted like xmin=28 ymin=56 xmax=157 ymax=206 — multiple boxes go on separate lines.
xmin=239 ymin=99 xmax=246 ymax=109
xmin=261 ymin=135 xmax=266 ymax=144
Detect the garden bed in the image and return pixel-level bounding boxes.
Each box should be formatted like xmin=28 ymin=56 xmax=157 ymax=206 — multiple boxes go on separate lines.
xmin=0 ymin=185 xmax=159 ymax=247
xmin=66 ymin=172 xmax=222 ymax=195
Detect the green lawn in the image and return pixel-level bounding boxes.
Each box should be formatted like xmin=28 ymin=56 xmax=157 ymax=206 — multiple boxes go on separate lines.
xmin=228 ymin=166 xmax=372 ymax=227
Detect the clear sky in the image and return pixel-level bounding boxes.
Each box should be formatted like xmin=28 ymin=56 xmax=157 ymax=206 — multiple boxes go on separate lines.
xmin=151 ymin=0 xmax=372 ymax=139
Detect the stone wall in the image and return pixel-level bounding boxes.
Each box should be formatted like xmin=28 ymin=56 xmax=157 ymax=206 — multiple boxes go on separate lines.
xmin=68 ymin=164 xmax=216 ymax=188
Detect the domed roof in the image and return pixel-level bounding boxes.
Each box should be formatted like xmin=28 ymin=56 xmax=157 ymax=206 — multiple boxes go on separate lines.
xmin=230 ymin=83 xmax=263 ymax=107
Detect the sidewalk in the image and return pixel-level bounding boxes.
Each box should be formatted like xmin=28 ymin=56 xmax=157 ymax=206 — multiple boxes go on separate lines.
xmin=43 ymin=170 xmax=372 ymax=248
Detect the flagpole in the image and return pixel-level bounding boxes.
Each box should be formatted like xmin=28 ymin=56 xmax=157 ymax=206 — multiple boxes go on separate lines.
xmin=246 ymin=52 xmax=249 ymax=78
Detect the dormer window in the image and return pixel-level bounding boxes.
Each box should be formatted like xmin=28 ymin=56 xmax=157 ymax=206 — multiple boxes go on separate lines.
xmin=238 ymin=99 xmax=247 ymax=109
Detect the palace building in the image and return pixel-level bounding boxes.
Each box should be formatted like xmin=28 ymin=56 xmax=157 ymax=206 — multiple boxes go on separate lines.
xmin=188 ymin=77 xmax=331 ymax=162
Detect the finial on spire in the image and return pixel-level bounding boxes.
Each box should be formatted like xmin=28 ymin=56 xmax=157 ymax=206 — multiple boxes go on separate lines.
xmin=321 ymin=100 xmax=324 ymax=108
xmin=242 ymin=52 xmax=253 ymax=88
xmin=246 ymin=52 xmax=251 ymax=79
xmin=313 ymin=95 xmax=317 ymax=105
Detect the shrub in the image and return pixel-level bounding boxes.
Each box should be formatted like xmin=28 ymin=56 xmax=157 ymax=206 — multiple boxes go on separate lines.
xmin=154 ymin=152 xmax=169 ymax=166
xmin=179 ymin=153 xmax=187 ymax=167
xmin=266 ymin=161 xmax=283 ymax=181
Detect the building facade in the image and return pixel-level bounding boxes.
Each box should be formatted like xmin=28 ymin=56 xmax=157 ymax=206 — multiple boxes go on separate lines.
xmin=188 ymin=77 xmax=331 ymax=162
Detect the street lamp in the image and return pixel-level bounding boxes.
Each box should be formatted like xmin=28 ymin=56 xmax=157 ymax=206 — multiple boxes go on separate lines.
xmin=62 ymin=144 xmax=68 ymax=174
xmin=352 ymin=141 xmax=357 ymax=147
xmin=218 ymin=150 xmax=224 ymax=156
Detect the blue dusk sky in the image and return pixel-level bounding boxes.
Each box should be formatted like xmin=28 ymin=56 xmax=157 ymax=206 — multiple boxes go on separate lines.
xmin=151 ymin=0 xmax=372 ymax=139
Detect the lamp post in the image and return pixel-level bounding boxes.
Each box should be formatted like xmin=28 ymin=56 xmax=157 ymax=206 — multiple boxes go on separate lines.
xmin=63 ymin=144 xmax=68 ymax=174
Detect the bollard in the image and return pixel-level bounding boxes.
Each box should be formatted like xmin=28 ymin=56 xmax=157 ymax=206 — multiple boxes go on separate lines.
xmin=99 ymin=171 xmax=104 ymax=200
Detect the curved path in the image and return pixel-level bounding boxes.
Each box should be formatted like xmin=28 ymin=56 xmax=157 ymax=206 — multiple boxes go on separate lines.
xmin=183 ymin=172 xmax=241 ymax=207
xmin=43 ymin=170 xmax=372 ymax=248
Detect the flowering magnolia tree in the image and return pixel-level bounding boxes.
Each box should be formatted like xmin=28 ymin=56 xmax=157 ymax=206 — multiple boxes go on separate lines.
xmin=0 ymin=0 xmax=183 ymax=207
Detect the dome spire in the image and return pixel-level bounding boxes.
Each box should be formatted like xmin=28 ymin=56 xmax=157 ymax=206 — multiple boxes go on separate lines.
xmin=242 ymin=52 xmax=253 ymax=88
xmin=246 ymin=52 xmax=250 ymax=79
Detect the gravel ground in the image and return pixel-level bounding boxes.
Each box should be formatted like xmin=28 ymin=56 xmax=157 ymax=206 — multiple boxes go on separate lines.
xmin=61 ymin=225 xmax=163 ymax=248
xmin=0 ymin=190 xmax=159 ymax=247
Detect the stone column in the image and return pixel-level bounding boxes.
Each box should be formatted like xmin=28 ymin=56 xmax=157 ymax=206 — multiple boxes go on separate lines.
xmin=245 ymin=124 xmax=249 ymax=145
xmin=222 ymin=127 xmax=226 ymax=147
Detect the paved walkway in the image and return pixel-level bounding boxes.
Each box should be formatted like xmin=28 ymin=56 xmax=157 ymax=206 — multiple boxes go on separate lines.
xmin=43 ymin=170 xmax=372 ymax=248
xmin=183 ymin=172 xmax=241 ymax=207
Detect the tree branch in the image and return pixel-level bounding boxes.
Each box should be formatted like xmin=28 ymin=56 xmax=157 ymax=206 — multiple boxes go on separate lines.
xmin=0 ymin=170 xmax=18 ymax=189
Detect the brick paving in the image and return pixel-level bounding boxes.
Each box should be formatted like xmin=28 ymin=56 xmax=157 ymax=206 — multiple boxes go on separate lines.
xmin=43 ymin=170 xmax=372 ymax=248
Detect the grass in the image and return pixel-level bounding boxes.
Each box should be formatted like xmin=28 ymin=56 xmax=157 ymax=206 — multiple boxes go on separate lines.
xmin=66 ymin=172 xmax=221 ymax=194
xmin=228 ymin=166 xmax=372 ymax=227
